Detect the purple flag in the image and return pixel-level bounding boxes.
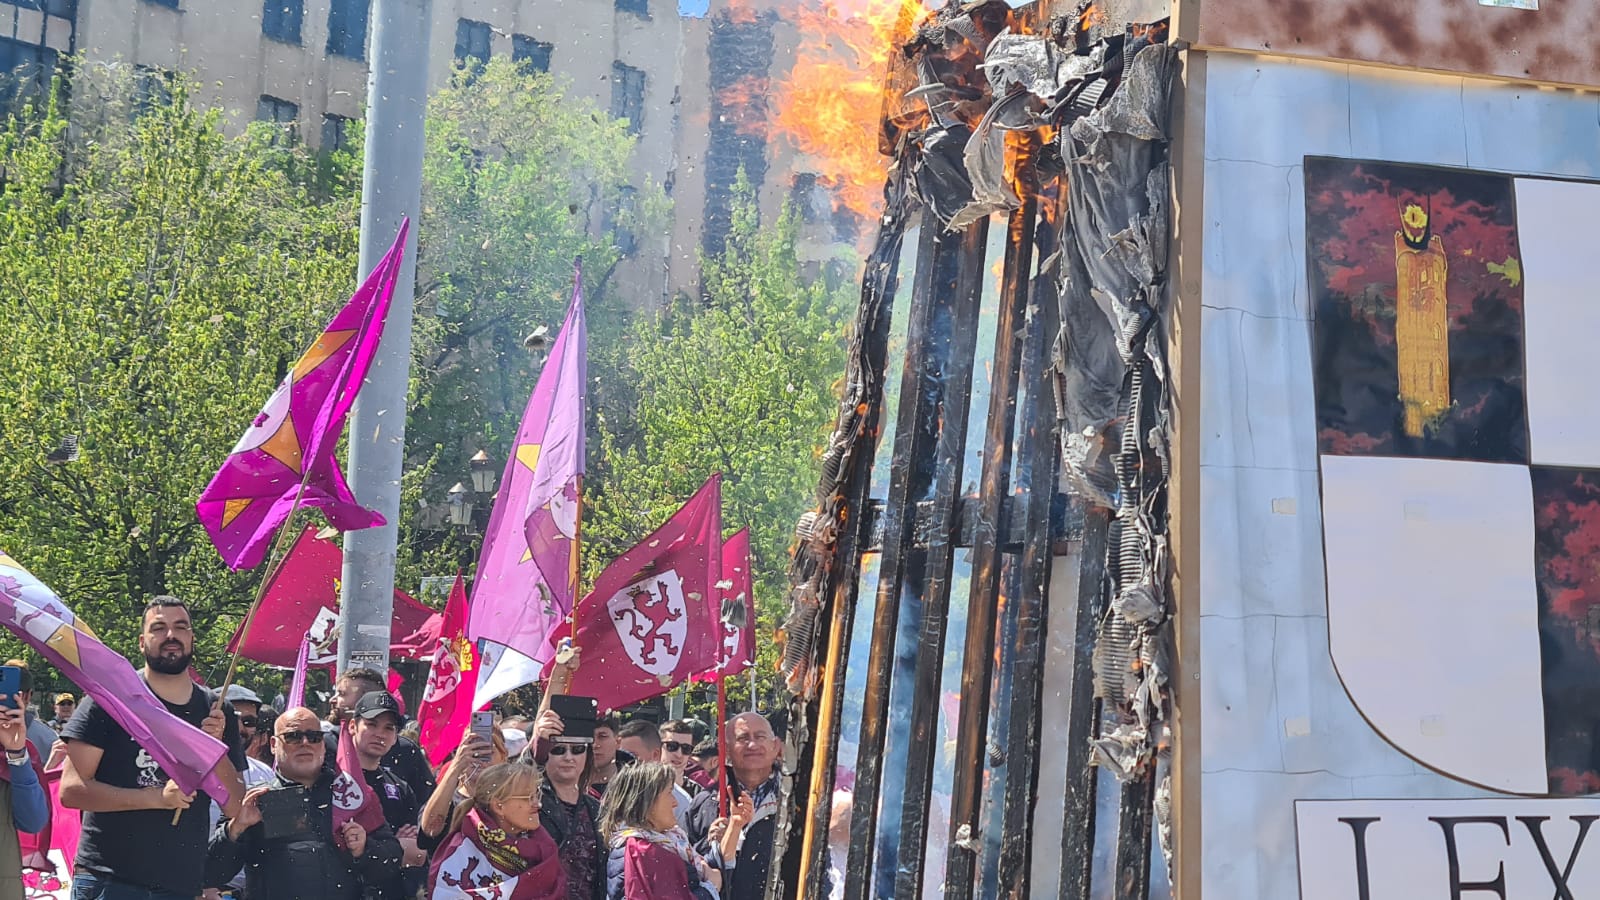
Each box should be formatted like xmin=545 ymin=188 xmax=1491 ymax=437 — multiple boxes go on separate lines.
xmin=0 ymin=553 xmax=231 ymax=803
xmin=196 ymin=221 xmax=410 ymax=570
xmin=468 ymin=260 xmax=587 ymax=707
xmin=287 ymin=634 xmax=310 ymax=709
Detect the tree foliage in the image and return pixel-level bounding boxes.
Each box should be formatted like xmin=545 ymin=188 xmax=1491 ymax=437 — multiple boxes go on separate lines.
xmin=0 ymin=72 xmax=359 ymax=675
xmin=585 ymin=186 xmax=851 ymax=713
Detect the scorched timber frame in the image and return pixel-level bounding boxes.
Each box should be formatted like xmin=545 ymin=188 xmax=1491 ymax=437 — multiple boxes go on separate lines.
xmin=773 ymin=4 xmax=1178 ymax=900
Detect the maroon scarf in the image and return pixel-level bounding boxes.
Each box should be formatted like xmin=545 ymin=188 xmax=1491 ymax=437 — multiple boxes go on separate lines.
xmin=429 ymin=806 xmax=567 ymax=900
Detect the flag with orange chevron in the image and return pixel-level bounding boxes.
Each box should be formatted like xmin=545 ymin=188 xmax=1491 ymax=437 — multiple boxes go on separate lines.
xmin=197 ymin=221 xmax=409 ymax=570
xmin=0 ymin=552 xmax=231 ymax=802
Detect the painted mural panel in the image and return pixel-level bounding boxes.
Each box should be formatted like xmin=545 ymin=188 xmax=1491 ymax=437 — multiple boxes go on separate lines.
xmin=1308 ymin=156 xmax=1600 ymax=796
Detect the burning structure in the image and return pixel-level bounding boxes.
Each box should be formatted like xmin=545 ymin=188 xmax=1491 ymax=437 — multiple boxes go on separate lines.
xmin=769 ymin=0 xmax=1600 ymax=896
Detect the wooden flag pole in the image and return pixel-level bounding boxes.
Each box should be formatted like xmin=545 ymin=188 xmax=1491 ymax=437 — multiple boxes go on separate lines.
xmin=717 ymin=671 xmax=730 ymax=819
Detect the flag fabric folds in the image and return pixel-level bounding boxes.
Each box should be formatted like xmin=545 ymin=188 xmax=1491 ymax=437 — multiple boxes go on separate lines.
xmin=468 ymin=261 xmax=587 ymax=707
xmin=564 ymin=475 xmax=723 ymax=713
xmin=287 ymin=635 xmax=310 ymax=709
xmin=418 ymin=574 xmax=479 ymax=767
xmin=225 ymin=525 xmax=436 ymax=668
xmin=692 ymin=528 xmax=755 ymax=683
xmin=0 ymin=553 xmax=231 ymax=803
xmin=332 ymin=719 xmax=387 ymax=843
xmin=197 ymin=221 xmax=410 ymax=571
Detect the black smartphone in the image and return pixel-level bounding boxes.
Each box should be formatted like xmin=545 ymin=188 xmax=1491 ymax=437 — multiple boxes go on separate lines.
xmin=549 ymin=695 xmax=598 ymax=741
xmin=0 ymin=666 xmax=21 ymax=710
xmin=256 ymin=785 xmax=313 ymax=840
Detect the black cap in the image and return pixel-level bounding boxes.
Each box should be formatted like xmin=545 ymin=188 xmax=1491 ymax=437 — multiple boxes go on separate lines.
xmin=353 ymin=690 xmax=403 ymax=723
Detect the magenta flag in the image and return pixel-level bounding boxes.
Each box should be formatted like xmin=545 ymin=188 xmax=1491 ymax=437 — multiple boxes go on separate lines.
xmin=418 ymin=573 xmax=479 ymax=767
xmin=331 ymin=719 xmax=387 ymax=842
xmin=287 ymin=635 xmax=310 ymax=709
xmin=564 ymin=475 xmax=723 ymax=713
xmin=468 ymin=260 xmax=587 ymax=707
xmin=0 ymin=553 xmax=231 ymax=803
xmin=197 ymin=221 xmax=410 ymax=570
xmin=692 ymin=528 xmax=755 ymax=683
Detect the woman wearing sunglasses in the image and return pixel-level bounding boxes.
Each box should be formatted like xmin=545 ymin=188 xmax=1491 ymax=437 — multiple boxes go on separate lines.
xmin=428 ymin=763 xmax=565 ymax=900
xmin=529 ymin=708 xmax=604 ymax=900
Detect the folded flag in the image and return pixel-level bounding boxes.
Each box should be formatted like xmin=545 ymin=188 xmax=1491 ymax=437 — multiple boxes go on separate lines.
xmin=197 ymin=221 xmax=409 ymax=570
xmin=563 ymin=475 xmax=723 ymax=713
xmin=692 ymin=528 xmax=755 ymax=683
xmin=0 ymin=553 xmax=230 ymax=803
xmin=332 ymin=717 xmax=386 ymax=844
xmin=418 ymin=573 xmax=479 ymax=768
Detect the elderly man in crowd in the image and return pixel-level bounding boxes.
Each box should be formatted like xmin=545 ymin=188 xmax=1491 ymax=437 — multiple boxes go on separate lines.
xmin=685 ymin=713 xmax=784 ymax=900
xmin=206 ymin=706 xmax=401 ymax=898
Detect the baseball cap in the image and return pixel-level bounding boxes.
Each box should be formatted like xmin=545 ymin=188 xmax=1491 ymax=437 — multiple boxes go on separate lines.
xmin=353 ymin=690 xmax=404 ymax=723
xmin=224 ymin=685 xmax=261 ymax=705
xmin=54 ymin=693 xmax=75 ymax=704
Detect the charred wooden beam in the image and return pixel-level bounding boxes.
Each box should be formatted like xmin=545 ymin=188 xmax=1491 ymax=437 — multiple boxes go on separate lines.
xmin=890 ymin=214 xmax=992 ymax=899
xmin=997 ymin=214 xmax=1065 ymax=900
xmin=774 ymin=178 xmax=916 ymax=900
xmin=845 ymin=218 xmax=986 ymax=900
xmin=1114 ymin=766 xmax=1158 ymax=900
xmin=941 ymin=192 xmax=1039 ymax=900
xmin=1058 ymin=506 xmax=1110 ymax=900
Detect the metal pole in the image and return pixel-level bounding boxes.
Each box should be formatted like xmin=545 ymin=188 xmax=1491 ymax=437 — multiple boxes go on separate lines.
xmin=338 ymin=0 xmax=432 ymax=675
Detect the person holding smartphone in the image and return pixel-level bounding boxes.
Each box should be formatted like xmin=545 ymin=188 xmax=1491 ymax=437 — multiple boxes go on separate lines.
xmin=536 ymin=721 xmax=603 ymax=900
xmin=0 ymin=690 xmax=47 ymax=900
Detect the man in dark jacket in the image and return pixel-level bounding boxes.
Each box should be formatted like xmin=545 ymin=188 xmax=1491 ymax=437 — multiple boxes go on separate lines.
xmin=206 ymin=706 xmax=401 ymax=899
xmin=350 ymin=691 xmax=423 ymax=900
xmin=685 ymin=713 xmax=783 ymax=900
xmin=326 ymin=668 xmax=435 ymax=807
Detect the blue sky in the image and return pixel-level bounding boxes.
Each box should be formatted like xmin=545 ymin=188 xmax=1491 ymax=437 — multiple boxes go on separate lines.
xmin=679 ymin=0 xmax=710 ymax=16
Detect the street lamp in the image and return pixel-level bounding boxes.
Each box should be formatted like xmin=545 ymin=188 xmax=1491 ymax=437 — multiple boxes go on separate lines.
xmin=469 ymin=449 xmax=496 ymax=494
xmin=446 ymin=482 xmax=473 ymax=528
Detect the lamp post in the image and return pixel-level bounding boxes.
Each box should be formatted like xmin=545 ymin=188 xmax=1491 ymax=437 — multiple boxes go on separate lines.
xmin=446 ymin=482 xmax=474 ymax=529
xmin=469 ymin=449 xmax=496 ymax=495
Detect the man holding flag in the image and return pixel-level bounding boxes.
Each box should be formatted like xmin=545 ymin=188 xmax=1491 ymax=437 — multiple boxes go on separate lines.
xmin=60 ymin=596 xmax=247 ymax=900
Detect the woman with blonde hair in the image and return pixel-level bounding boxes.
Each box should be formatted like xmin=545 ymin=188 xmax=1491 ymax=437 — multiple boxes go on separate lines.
xmin=429 ymin=762 xmax=567 ymax=900
xmin=598 ymin=762 xmax=724 ymax=900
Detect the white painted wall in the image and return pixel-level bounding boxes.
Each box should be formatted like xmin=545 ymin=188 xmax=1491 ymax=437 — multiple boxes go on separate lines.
xmin=1196 ymin=51 xmax=1600 ymax=898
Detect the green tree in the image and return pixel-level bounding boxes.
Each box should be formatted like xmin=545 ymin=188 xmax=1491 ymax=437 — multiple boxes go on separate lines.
xmin=585 ymin=187 xmax=851 ymax=714
xmin=395 ymin=59 xmax=666 ymax=587
xmin=0 ymin=74 xmax=360 ymax=678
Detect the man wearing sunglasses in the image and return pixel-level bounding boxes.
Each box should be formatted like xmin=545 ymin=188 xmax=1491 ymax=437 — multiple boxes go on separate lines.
xmin=538 ymin=736 xmax=602 ymax=899
xmin=206 ymin=707 xmax=401 ymax=899
xmin=661 ymin=719 xmax=714 ymax=791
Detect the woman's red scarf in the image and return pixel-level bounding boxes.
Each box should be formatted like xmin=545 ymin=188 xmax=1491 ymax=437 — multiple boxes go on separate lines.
xmin=429 ymin=806 xmax=567 ymax=900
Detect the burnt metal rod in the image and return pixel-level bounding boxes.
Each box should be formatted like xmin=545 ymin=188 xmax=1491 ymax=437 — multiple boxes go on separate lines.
xmin=786 ymin=194 xmax=916 ymax=900
xmin=844 ymin=219 xmax=956 ymax=900
xmin=941 ymin=192 xmax=1040 ymax=900
xmin=1058 ymin=506 xmax=1110 ymax=900
xmin=997 ymin=219 xmax=1065 ymax=899
xmin=889 ymin=218 xmax=991 ymax=900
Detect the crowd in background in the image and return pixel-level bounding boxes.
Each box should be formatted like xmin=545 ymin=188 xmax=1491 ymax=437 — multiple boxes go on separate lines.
xmin=0 ymin=598 xmax=785 ymax=900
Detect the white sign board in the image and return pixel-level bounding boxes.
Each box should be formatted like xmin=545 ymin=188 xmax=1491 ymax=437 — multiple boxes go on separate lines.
xmin=1297 ymin=799 xmax=1600 ymax=899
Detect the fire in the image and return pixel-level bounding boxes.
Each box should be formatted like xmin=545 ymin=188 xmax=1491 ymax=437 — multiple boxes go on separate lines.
xmin=760 ymin=0 xmax=934 ymax=222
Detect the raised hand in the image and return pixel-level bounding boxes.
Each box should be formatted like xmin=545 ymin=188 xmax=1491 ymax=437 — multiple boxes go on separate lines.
xmin=533 ymin=710 xmax=565 ymax=741
xmin=0 ymin=700 xmax=27 ymax=753
xmin=161 ymin=778 xmax=196 ymax=811
xmin=227 ymin=786 xmax=269 ymax=838
xmin=201 ymin=701 xmax=226 ymax=740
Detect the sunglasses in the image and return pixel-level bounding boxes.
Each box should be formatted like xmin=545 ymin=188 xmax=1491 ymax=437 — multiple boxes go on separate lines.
xmin=663 ymin=741 xmax=693 ymax=754
xmin=238 ymin=717 xmax=258 ymax=728
xmin=548 ymin=744 xmax=588 ymax=757
xmin=275 ymin=730 xmax=325 ymax=745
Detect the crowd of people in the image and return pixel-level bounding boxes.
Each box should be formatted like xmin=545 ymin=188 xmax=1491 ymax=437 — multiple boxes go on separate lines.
xmin=0 ymin=596 xmax=789 ymax=900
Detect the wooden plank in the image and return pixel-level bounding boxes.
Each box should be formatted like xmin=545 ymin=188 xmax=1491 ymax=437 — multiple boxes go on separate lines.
xmin=1058 ymin=507 xmax=1110 ymax=900
xmin=1113 ymin=766 xmax=1157 ymax=900
xmin=891 ymin=218 xmax=991 ymax=899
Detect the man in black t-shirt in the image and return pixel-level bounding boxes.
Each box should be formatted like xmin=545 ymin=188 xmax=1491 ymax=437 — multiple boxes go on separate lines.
xmin=59 ymin=596 xmax=246 ymax=900
xmin=349 ymin=691 xmax=422 ymax=900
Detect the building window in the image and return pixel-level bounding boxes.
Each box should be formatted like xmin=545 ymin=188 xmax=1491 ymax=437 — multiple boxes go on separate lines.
xmin=611 ymin=185 xmax=639 ymax=255
xmin=454 ymin=18 xmax=491 ymax=70
xmin=256 ymin=94 xmax=299 ymax=144
xmin=321 ymin=113 xmax=353 ymax=153
xmin=326 ymin=0 xmax=368 ymax=60
xmin=610 ymin=62 xmax=645 ymax=135
xmin=134 ymin=65 xmax=172 ymax=116
xmin=262 ymin=0 xmax=303 ymax=45
xmin=0 ymin=37 xmax=57 ymax=118
xmin=512 ymin=35 xmax=552 ymax=73
xmin=615 ymin=0 xmax=648 ymax=16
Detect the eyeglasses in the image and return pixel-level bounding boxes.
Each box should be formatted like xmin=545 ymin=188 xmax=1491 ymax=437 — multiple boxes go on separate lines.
xmin=548 ymin=744 xmax=588 ymax=757
xmin=662 ymin=741 xmax=693 ymax=754
xmin=275 ymin=730 xmax=325 ymax=745
xmin=238 ymin=717 xmax=258 ymax=728
xmin=733 ymin=734 xmax=773 ymax=745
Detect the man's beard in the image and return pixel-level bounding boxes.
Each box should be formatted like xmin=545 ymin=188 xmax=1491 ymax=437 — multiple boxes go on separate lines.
xmin=145 ymin=645 xmax=193 ymax=675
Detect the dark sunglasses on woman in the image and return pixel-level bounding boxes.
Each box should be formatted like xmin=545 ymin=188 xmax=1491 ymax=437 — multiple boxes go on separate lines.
xmin=548 ymin=743 xmax=588 ymax=757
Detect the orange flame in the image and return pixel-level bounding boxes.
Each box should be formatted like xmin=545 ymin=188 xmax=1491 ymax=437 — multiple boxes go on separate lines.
xmin=759 ymin=0 xmax=934 ymax=222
